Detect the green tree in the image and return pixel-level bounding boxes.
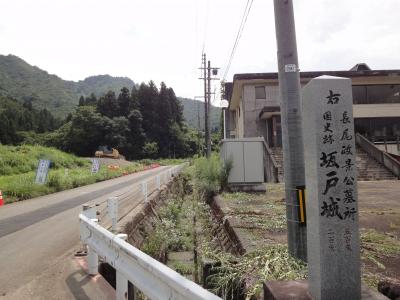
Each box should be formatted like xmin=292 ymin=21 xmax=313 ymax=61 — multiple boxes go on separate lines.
xmin=117 ymin=87 xmax=131 ymax=116
xmin=127 ymin=109 xmax=146 ymax=159
xmin=104 ymin=116 xmax=130 ymax=153
xmin=78 ymin=96 xmax=85 ymax=106
xmin=138 ymin=81 xmax=159 ymax=144
xmin=97 ymin=91 xmax=119 ymax=118
xmin=142 ymin=142 xmax=159 ymax=158
xmin=64 ymin=106 xmax=110 ymax=156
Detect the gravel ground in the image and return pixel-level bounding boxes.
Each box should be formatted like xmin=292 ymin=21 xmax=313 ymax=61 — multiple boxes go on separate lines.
xmin=85 ymin=157 xmax=135 ymax=167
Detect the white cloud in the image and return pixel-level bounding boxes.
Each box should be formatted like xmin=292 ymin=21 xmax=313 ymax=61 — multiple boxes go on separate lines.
xmin=0 ymin=0 xmax=399 ymax=104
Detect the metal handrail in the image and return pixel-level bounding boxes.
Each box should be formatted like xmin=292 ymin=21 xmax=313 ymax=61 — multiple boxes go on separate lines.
xmin=80 ymin=214 xmax=220 ymax=300
xmin=355 ymin=133 xmax=400 ymax=179
xmin=262 ymin=140 xmax=280 ymax=183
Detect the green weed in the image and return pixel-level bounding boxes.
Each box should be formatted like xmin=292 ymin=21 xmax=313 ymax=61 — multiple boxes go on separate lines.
xmin=0 ymin=147 xmax=145 ymax=202
xmin=192 ymin=154 xmax=231 ymax=200
xmin=361 ymin=229 xmax=400 ymax=269
xmin=200 ymin=243 xmax=306 ymax=299
xmin=142 ymin=177 xmax=195 ymax=258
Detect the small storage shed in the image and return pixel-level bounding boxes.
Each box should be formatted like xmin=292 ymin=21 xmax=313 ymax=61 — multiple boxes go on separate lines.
xmin=220 ymin=137 xmax=266 ymax=191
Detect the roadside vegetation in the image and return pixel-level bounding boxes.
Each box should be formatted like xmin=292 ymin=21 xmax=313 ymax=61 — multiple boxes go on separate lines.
xmin=148 ymin=159 xmax=400 ymax=298
xmin=140 ymin=156 xmax=306 ymax=299
xmin=0 ymin=144 xmax=147 ymax=203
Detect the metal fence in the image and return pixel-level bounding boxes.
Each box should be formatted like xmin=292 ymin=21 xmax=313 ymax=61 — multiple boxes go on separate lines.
xmin=79 ymin=164 xmax=221 ymax=300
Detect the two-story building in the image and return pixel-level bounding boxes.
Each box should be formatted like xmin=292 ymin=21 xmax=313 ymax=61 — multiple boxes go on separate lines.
xmin=224 ymin=64 xmax=400 ymax=150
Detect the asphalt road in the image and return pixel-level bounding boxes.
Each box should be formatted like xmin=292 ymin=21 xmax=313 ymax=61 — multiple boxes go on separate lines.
xmin=0 ymin=166 xmax=171 ymax=299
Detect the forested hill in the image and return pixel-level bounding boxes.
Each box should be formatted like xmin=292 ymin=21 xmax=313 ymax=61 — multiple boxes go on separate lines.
xmin=0 ymin=54 xmax=134 ymax=118
xmin=179 ymin=98 xmax=221 ymax=132
xmin=0 ymin=54 xmax=221 ymax=130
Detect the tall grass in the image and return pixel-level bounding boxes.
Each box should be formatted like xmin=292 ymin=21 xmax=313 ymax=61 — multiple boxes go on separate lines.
xmin=192 ymin=153 xmax=232 ymax=200
xmin=0 ymin=145 xmax=147 ymax=203
xmin=0 ymin=144 xmax=89 ymax=176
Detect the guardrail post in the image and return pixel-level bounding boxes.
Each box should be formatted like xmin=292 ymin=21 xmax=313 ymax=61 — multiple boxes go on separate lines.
xmin=80 ymin=205 xmax=96 ymax=254
xmin=107 ymin=197 xmax=118 ymax=232
xmin=141 ymin=181 xmax=148 ymax=202
xmin=156 ymin=175 xmax=161 ymax=190
xmin=82 ymin=204 xmax=96 ymax=219
xmin=116 ymin=270 xmax=128 ymax=300
xmin=115 ymin=234 xmax=133 ymax=300
xmin=88 ymin=218 xmax=99 ymax=275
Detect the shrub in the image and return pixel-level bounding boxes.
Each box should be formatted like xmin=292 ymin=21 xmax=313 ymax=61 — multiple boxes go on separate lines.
xmin=142 ymin=142 xmax=159 ymax=158
xmin=192 ymin=153 xmax=232 ymax=200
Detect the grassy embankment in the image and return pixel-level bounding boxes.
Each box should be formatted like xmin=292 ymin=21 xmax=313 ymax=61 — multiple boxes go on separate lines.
xmin=0 ymin=145 xmax=185 ymax=203
xmin=139 ymin=155 xmax=305 ymax=299
xmin=141 ymin=155 xmax=400 ymax=297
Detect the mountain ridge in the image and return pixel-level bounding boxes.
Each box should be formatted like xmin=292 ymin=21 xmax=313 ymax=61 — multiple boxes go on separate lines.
xmin=0 ymin=54 xmax=135 ymax=118
xmin=0 ymin=54 xmax=220 ymax=129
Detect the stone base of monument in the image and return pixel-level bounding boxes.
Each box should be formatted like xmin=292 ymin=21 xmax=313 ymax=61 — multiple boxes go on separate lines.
xmin=262 ymin=280 xmax=388 ymax=300
xmin=227 ymin=183 xmax=266 ymax=193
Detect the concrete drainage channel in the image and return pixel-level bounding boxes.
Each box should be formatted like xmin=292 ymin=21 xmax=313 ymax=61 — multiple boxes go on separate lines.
xmin=81 ymin=169 xmax=400 ymax=299
xmin=99 ymin=175 xmax=245 ymax=299
xmin=88 ymin=172 xmax=248 ymax=299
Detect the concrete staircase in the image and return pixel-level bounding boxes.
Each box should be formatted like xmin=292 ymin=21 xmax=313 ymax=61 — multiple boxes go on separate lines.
xmin=356 ymin=147 xmax=398 ymax=181
xmin=270 ymin=147 xmax=398 ymax=181
xmin=271 ymin=147 xmax=284 ymax=181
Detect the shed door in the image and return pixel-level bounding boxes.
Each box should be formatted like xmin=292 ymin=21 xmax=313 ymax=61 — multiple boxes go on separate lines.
xmin=244 ymin=142 xmax=264 ymax=182
xmin=226 ymin=142 xmax=244 ymax=183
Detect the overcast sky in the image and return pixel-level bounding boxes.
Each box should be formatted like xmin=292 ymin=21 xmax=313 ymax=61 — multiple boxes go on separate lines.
xmin=1 ymin=0 xmax=400 ymax=105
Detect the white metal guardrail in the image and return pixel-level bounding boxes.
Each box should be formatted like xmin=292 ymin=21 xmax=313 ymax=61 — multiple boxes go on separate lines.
xmin=80 ymin=215 xmax=221 ymax=300
xmin=91 ymin=164 xmax=188 ymax=232
xmin=80 ymin=164 xmax=221 ymax=300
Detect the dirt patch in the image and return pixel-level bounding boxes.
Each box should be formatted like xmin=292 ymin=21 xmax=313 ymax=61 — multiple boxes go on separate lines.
xmin=85 ymin=157 xmax=135 ymax=167
xmin=217 ymin=181 xmax=400 ymax=289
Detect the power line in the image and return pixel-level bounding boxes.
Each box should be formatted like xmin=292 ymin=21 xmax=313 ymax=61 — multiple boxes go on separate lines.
xmin=222 ymin=0 xmax=254 ymax=81
xmin=202 ymin=0 xmax=210 ymax=53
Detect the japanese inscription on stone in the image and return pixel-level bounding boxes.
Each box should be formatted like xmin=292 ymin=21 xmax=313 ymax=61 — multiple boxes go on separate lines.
xmin=319 ymin=89 xmax=357 ymax=223
xmin=302 ymin=76 xmax=361 ymax=300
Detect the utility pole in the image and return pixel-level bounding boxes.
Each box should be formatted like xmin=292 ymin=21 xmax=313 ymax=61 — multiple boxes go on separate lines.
xmin=273 ymin=0 xmax=307 ymax=261
xmin=207 ymin=60 xmax=212 ymax=157
xmin=197 ymin=100 xmax=202 ymax=156
xmin=199 ymin=54 xmax=219 ymax=158
xmin=202 ymin=53 xmax=210 ymax=157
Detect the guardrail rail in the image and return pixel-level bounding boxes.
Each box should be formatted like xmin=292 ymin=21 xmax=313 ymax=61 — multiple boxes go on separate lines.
xmin=79 ymin=164 xmax=221 ymax=300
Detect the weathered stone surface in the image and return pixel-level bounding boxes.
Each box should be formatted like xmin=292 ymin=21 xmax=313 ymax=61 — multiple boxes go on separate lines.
xmin=263 ymin=280 xmax=311 ymax=300
xmin=263 ymin=281 xmax=388 ymax=300
xmin=302 ymin=76 xmax=361 ymax=300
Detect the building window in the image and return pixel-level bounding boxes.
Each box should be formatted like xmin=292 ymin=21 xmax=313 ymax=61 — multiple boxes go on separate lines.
xmin=355 ymin=117 xmax=400 ymax=141
xmin=352 ymin=85 xmax=400 ymax=104
xmin=255 ymin=86 xmax=266 ymax=99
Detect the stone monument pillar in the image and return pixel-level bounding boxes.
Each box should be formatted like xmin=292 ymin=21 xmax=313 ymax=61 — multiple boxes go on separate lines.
xmin=302 ymin=76 xmax=361 ymax=300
